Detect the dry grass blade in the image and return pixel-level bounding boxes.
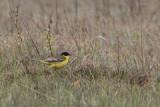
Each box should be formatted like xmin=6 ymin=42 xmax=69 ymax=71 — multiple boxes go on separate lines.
xmin=18 ymin=83 xmax=56 ymax=101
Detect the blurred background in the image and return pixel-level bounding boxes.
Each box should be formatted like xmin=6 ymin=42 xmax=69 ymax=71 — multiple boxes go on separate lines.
xmin=0 ymin=0 xmax=160 ymax=32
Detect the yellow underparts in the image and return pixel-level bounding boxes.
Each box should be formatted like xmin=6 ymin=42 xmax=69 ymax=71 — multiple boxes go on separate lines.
xmin=42 ymin=56 xmax=69 ymax=70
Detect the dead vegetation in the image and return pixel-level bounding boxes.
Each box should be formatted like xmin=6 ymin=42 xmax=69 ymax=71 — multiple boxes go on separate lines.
xmin=0 ymin=0 xmax=160 ymax=106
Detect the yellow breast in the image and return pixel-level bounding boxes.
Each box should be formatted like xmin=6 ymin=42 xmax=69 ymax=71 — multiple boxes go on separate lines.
xmin=49 ymin=56 xmax=69 ymax=69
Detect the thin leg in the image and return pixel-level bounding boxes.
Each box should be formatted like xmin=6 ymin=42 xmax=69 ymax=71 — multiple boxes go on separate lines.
xmin=55 ymin=70 xmax=63 ymax=77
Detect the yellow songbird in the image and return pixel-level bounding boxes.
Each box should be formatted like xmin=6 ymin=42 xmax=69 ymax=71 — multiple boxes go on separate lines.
xmin=41 ymin=52 xmax=71 ymax=70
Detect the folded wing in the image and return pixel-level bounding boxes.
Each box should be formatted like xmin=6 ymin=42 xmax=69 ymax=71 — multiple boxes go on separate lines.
xmin=43 ymin=56 xmax=66 ymax=62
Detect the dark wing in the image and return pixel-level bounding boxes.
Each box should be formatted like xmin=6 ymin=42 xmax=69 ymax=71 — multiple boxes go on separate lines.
xmin=43 ymin=56 xmax=66 ymax=62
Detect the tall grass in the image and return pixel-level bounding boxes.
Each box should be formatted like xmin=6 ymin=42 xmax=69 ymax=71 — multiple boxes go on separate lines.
xmin=0 ymin=0 xmax=160 ymax=106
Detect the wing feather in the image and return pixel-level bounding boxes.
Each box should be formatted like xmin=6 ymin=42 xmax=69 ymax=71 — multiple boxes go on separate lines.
xmin=43 ymin=56 xmax=66 ymax=62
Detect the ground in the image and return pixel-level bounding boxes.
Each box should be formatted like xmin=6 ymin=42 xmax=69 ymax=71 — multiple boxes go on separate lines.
xmin=0 ymin=0 xmax=160 ymax=107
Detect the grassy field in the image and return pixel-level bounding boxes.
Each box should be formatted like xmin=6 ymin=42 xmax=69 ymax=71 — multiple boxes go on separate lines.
xmin=0 ymin=0 xmax=160 ymax=106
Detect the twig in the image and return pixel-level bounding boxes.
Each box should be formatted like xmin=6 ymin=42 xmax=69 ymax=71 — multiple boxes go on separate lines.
xmin=75 ymin=0 xmax=78 ymax=24
xmin=8 ymin=0 xmax=14 ymax=34
xmin=18 ymin=83 xmax=56 ymax=101
xmin=70 ymin=27 xmax=80 ymax=54
xmin=55 ymin=0 xmax=58 ymax=34
xmin=68 ymin=56 xmax=78 ymax=66
xmin=20 ymin=17 xmax=41 ymax=58
xmin=117 ymin=36 xmax=120 ymax=74
xmin=55 ymin=70 xmax=63 ymax=77
xmin=140 ymin=34 xmax=145 ymax=73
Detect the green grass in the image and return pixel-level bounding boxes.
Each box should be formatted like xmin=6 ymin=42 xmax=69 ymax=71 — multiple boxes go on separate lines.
xmin=0 ymin=0 xmax=160 ymax=106
xmin=0 ymin=75 xmax=159 ymax=107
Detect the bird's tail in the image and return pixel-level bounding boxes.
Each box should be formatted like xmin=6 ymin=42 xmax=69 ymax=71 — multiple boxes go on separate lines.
xmin=31 ymin=59 xmax=50 ymax=65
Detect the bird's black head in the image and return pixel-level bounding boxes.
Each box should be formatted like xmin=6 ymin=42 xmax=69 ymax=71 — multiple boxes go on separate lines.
xmin=60 ymin=52 xmax=71 ymax=56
